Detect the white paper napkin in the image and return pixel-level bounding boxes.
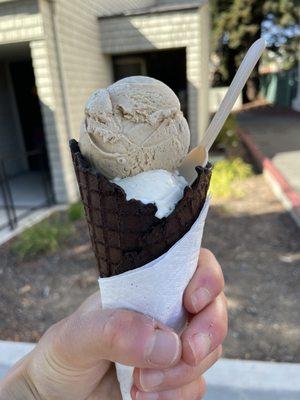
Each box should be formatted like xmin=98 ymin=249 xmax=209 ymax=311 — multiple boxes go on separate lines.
xmin=99 ymin=198 xmax=210 ymax=399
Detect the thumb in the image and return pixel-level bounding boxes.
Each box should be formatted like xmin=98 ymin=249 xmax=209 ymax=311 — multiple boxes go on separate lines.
xmin=42 ymin=293 xmax=181 ymax=370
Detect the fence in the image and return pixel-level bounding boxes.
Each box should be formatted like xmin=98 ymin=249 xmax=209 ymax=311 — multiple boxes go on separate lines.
xmin=0 ymin=149 xmax=54 ymax=231
xmin=260 ymin=67 xmax=298 ymax=108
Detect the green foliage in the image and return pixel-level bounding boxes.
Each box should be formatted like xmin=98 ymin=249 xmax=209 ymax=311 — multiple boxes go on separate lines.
xmin=12 ymin=201 xmax=84 ymax=259
xmin=12 ymin=219 xmax=72 ymax=259
xmin=68 ymin=202 xmax=84 ymax=221
xmin=210 ymin=157 xmax=253 ymax=199
xmin=213 ymin=114 xmax=239 ymax=149
xmin=211 ymin=0 xmax=299 ymax=90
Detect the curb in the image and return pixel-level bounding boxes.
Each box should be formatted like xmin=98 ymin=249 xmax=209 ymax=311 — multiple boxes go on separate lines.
xmin=1 ymin=340 xmax=300 ymax=399
xmin=0 ymin=205 xmax=68 ymax=246
xmin=237 ymin=127 xmax=300 ymax=228
xmin=205 ymin=358 xmax=300 ymax=400
xmin=0 ymin=341 xmax=35 ymax=378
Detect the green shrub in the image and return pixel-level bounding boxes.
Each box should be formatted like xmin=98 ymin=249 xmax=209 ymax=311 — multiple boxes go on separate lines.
xmin=68 ymin=202 xmax=84 ymax=221
xmin=210 ymin=157 xmax=253 ymax=199
xmin=12 ymin=219 xmax=72 ymax=259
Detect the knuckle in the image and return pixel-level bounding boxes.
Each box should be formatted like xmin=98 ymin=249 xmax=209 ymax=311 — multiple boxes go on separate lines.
xmin=219 ymin=293 xmax=228 ymax=323
xmin=101 ymin=309 xmax=132 ymax=353
xmin=217 ymin=345 xmax=223 ymax=358
xmin=185 ymin=378 xmax=206 ymax=400
xmin=219 ymin=291 xmax=226 ymax=302
xmin=200 ymin=248 xmax=214 ymax=258
xmin=44 ymin=316 xmax=71 ymax=356
xmin=216 ymin=293 xmax=227 ymax=314
xmin=181 ymin=364 xmax=199 ymax=384
xmin=160 ymin=363 xmax=198 ymax=390
xmin=220 ymin=292 xmax=229 ymax=314
xmin=215 ymin=265 xmax=225 ymax=291
xmin=209 ymin=257 xmax=224 ymax=291
xmin=209 ymin=269 xmax=225 ymax=297
xmin=182 ymin=378 xmax=206 ymax=399
xmin=200 ymin=249 xmax=225 ymax=293
xmin=217 ymin=298 xmax=228 ymax=340
xmin=210 ymin=297 xmax=228 ymax=344
xmin=199 ymin=376 xmax=206 ymax=398
xmin=102 ymin=310 xmax=154 ymax=357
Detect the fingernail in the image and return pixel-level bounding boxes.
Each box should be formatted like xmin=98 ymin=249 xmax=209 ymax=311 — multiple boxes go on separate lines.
xmin=191 ymin=288 xmax=212 ymax=311
xmin=140 ymin=369 xmax=164 ymax=390
xmin=188 ymin=333 xmax=211 ymax=364
xmin=146 ymin=330 xmax=180 ymax=367
xmin=136 ymin=391 xmax=158 ymax=400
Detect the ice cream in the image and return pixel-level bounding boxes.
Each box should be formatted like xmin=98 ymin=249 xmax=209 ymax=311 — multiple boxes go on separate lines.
xmin=71 ymin=75 xmax=211 ymax=278
xmin=70 ymin=139 xmax=211 ymax=277
xmin=112 ymin=169 xmax=188 ymax=219
xmin=79 ymin=76 xmax=190 ymax=179
xmin=71 ymin=75 xmax=212 ymax=400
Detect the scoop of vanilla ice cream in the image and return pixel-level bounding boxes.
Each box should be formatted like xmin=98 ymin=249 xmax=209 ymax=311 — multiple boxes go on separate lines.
xmin=79 ymin=76 xmax=190 ymax=179
xmin=112 ymin=169 xmax=188 ymax=218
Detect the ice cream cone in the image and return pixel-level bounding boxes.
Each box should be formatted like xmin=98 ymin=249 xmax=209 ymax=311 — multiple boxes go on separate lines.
xmin=99 ymin=198 xmax=210 ymax=400
xmin=70 ymin=139 xmax=212 ymax=277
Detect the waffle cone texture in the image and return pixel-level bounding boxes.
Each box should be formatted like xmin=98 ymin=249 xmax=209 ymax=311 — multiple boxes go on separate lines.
xmin=70 ymin=140 xmax=212 ymax=277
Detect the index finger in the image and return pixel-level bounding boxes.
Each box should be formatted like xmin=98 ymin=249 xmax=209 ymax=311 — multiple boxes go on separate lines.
xmin=183 ymin=248 xmax=225 ymax=314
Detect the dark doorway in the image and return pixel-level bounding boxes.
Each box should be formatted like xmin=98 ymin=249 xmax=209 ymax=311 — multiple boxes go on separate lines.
xmin=113 ymin=48 xmax=188 ymax=118
xmin=9 ymin=60 xmax=49 ymax=171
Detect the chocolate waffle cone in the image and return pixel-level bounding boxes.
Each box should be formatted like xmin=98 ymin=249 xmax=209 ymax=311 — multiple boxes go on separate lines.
xmin=70 ymin=139 xmax=212 ymax=277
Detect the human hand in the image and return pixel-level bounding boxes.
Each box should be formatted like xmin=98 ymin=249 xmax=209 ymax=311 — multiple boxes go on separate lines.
xmin=0 ymin=249 xmax=227 ymax=400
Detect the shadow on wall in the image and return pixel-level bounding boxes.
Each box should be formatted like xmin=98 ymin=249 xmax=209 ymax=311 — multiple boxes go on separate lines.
xmin=0 ymin=53 xmax=58 ymax=230
xmin=0 ymin=95 xmax=67 ymax=232
xmin=113 ymin=48 xmax=189 ymax=118
xmin=100 ymin=15 xmax=200 ymax=147
xmin=0 ymin=5 xmax=33 ymax=18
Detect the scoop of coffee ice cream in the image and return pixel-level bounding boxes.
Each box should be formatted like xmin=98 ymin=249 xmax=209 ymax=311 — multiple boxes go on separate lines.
xmin=79 ymin=76 xmax=190 ymax=179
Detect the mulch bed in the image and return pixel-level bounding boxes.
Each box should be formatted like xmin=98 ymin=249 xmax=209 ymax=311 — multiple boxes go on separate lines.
xmin=0 ymin=174 xmax=299 ymax=362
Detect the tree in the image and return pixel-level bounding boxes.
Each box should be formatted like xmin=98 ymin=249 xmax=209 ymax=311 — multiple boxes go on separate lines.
xmin=211 ymin=0 xmax=300 ymax=102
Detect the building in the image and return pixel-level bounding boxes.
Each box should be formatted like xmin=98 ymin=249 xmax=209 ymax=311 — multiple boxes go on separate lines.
xmin=0 ymin=0 xmax=210 ymax=210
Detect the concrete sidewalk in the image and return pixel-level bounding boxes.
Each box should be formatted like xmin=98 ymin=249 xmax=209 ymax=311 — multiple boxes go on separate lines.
xmin=205 ymin=358 xmax=300 ymax=400
xmin=236 ymin=104 xmax=300 ymax=195
xmin=236 ymin=104 xmax=300 ymax=226
xmin=1 ymin=341 xmax=300 ymax=399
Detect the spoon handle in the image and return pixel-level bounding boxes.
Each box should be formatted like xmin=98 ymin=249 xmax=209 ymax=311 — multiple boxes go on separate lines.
xmin=201 ymin=38 xmax=266 ymax=151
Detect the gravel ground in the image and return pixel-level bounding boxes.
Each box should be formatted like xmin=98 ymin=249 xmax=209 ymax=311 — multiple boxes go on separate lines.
xmin=203 ymin=175 xmax=300 ymax=362
xmin=0 ymin=174 xmax=299 ymax=362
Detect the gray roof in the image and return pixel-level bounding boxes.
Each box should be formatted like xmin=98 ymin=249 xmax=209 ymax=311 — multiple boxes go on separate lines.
xmin=98 ymin=1 xmax=206 ymax=20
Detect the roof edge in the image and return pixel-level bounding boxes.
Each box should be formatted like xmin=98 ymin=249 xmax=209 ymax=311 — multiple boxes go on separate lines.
xmin=98 ymin=1 xmax=206 ymax=20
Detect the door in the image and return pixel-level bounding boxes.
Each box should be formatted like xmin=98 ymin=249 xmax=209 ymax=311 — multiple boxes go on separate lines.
xmin=9 ymin=60 xmax=49 ymax=171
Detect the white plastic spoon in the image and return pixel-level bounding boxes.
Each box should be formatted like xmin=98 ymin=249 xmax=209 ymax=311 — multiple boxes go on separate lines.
xmin=179 ymin=38 xmax=266 ymax=184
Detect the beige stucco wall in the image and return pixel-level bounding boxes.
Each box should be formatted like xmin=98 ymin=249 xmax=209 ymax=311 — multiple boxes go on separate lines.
xmin=0 ymin=0 xmax=42 ymax=44
xmin=37 ymin=0 xmax=113 ymax=202
xmin=50 ymin=1 xmax=112 ymax=142
xmin=0 ymin=0 xmax=210 ymax=204
xmin=99 ymin=4 xmax=210 ymax=147
xmin=197 ymin=1 xmax=210 ymax=141
xmin=38 ymin=0 xmax=158 ymax=202
xmin=0 ymin=0 xmax=159 ymax=204
xmin=0 ymin=0 xmax=75 ymax=203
